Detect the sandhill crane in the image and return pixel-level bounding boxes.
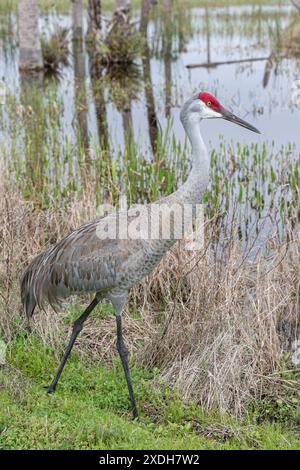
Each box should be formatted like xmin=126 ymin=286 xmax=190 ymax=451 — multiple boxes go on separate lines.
xmin=21 ymin=91 xmax=260 ymax=419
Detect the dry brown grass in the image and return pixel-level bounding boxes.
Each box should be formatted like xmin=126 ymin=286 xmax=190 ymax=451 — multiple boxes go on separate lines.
xmin=0 ymin=173 xmax=299 ymax=417
xmin=137 ymin=238 xmax=300 ymax=415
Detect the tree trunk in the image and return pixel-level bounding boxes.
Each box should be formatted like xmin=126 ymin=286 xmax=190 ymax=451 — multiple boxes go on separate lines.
xmin=73 ymin=40 xmax=89 ymax=154
xmin=291 ymin=0 xmax=300 ymax=11
xmin=18 ymin=0 xmax=43 ymax=70
xmin=140 ymin=0 xmax=152 ymax=34
xmin=140 ymin=0 xmax=158 ymax=154
xmin=205 ymin=7 xmax=211 ymax=64
xmin=87 ymin=0 xmax=102 ymax=40
xmin=122 ymin=106 xmax=134 ymax=150
xmin=72 ymin=0 xmax=84 ymax=41
xmin=20 ymin=71 xmax=45 ymax=203
xmin=163 ymin=0 xmax=172 ymax=117
xmin=89 ymin=59 xmax=109 ymax=149
xmin=111 ymin=0 xmax=131 ymax=34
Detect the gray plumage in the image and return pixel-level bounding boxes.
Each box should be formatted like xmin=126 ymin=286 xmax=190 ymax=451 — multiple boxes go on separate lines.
xmin=21 ymin=217 xmax=177 ymax=316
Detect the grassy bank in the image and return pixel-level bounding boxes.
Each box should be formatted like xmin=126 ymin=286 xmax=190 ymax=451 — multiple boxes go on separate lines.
xmin=0 ymin=174 xmax=299 ymax=449
xmin=1 ymin=336 xmax=299 ymax=450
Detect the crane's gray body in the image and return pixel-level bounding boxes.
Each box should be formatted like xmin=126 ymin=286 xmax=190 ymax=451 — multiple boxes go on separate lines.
xmin=21 ymin=93 xmax=209 ymax=317
xmin=21 ymin=217 xmax=177 ymax=315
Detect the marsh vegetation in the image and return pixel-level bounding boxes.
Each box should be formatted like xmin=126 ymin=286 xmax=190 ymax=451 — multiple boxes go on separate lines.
xmin=0 ymin=0 xmax=299 ymax=449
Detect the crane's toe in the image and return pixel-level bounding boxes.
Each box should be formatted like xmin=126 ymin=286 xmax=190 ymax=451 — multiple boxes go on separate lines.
xmin=44 ymin=383 xmax=56 ymax=394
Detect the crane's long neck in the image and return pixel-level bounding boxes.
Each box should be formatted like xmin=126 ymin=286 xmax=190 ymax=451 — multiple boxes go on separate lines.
xmin=176 ymin=114 xmax=210 ymax=204
xmin=149 ymin=109 xmax=210 ymax=253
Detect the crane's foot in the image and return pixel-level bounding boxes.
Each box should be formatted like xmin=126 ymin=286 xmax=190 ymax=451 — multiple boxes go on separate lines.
xmin=132 ymin=406 xmax=139 ymax=421
xmin=44 ymin=383 xmax=56 ymax=394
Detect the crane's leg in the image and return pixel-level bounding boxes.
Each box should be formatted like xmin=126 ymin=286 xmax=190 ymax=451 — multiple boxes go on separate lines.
xmin=116 ymin=314 xmax=139 ymax=420
xmin=45 ymin=296 xmax=100 ymax=393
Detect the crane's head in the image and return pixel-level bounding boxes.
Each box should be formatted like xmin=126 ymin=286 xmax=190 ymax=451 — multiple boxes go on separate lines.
xmin=181 ymin=91 xmax=260 ymax=134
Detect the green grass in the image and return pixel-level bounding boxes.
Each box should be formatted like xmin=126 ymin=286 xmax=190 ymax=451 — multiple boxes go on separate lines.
xmin=0 ymin=336 xmax=299 ymax=450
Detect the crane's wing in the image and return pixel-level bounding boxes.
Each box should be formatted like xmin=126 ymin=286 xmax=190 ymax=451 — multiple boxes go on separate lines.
xmin=21 ymin=213 xmax=146 ymax=316
xmin=21 ymin=196 xmax=186 ymax=316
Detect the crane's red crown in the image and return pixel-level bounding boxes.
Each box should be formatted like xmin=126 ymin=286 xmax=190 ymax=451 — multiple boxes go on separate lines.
xmin=199 ymin=92 xmax=221 ymax=112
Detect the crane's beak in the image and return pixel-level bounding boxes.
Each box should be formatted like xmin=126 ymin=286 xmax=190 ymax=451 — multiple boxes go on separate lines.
xmin=220 ymin=107 xmax=260 ymax=134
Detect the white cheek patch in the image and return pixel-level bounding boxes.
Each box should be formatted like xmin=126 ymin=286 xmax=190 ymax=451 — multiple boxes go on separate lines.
xmin=187 ymin=100 xmax=222 ymax=120
xmin=197 ymin=99 xmax=222 ymax=119
xmin=204 ymin=107 xmax=222 ymax=118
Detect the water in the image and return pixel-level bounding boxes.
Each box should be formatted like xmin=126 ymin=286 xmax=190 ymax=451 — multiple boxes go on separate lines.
xmin=1 ymin=3 xmax=300 ymax=152
xmin=0 ymin=1 xmax=299 ymax=241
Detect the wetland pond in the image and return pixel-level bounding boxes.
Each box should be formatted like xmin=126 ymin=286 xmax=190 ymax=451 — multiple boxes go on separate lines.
xmin=0 ymin=1 xmax=299 ymax=245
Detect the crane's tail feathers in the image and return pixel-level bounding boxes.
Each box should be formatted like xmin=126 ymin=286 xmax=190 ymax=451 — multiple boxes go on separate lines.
xmin=20 ymin=250 xmax=49 ymax=318
xmin=21 ymin=247 xmax=68 ymax=317
xmin=20 ymin=268 xmax=37 ymax=319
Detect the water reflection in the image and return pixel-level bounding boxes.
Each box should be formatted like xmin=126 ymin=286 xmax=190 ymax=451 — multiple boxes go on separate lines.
xmin=73 ymin=34 xmax=89 ymax=152
xmin=19 ymin=71 xmax=46 ymax=204
xmin=106 ymin=63 xmax=142 ymax=150
xmin=263 ymin=13 xmax=300 ymax=88
xmin=89 ymin=59 xmax=109 ymax=149
xmin=72 ymin=0 xmax=84 ymax=40
xmin=87 ymin=0 xmax=102 ymax=40
xmin=0 ymin=1 xmax=298 ymax=242
xmin=162 ymin=0 xmax=172 ymax=118
xmin=1 ymin=3 xmax=300 ymax=184
xmin=140 ymin=0 xmax=158 ymax=154
xmin=2 ymin=3 xmax=299 ymax=153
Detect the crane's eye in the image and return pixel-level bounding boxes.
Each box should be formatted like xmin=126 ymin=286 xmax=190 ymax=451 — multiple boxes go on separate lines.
xmin=207 ymin=101 xmax=212 ymax=107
